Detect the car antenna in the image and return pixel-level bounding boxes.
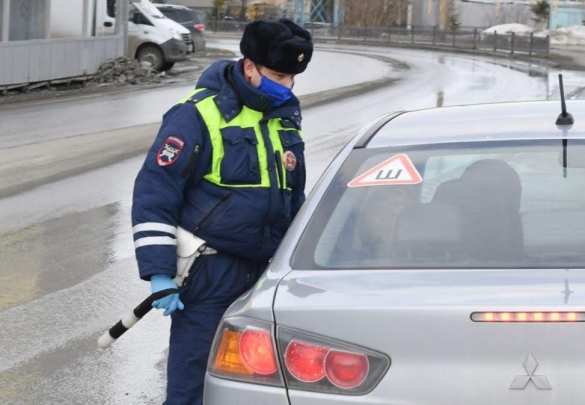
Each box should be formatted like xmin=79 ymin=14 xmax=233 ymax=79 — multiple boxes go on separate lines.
xmin=556 ymin=74 xmax=574 ymax=126
xmin=556 ymin=74 xmax=573 ymax=178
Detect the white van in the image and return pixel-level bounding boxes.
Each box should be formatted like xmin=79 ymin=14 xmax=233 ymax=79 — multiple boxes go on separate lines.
xmin=50 ymin=0 xmax=193 ymax=71
xmin=103 ymin=0 xmax=193 ymax=71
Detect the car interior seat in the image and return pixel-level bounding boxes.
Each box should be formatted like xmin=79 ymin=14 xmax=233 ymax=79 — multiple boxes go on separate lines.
xmin=432 ymin=159 xmax=524 ymax=263
xmin=393 ymin=202 xmax=463 ymax=263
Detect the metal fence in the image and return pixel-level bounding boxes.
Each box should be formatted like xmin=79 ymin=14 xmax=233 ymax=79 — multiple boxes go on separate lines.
xmin=0 ymin=36 xmax=125 ymax=87
xmin=316 ymin=26 xmax=550 ymax=58
xmin=0 ymin=0 xmax=129 ymax=89
xmin=210 ymin=20 xmax=550 ymax=59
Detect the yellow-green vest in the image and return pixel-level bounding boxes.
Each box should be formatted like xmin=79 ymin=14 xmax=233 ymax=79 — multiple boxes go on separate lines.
xmin=181 ymin=88 xmax=300 ymax=191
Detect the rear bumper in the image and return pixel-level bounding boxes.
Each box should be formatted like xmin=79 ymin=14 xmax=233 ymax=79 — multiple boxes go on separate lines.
xmin=203 ymin=374 xmax=391 ymax=405
xmin=203 ymin=374 xmax=289 ymax=405
xmin=161 ymin=38 xmax=189 ymax=62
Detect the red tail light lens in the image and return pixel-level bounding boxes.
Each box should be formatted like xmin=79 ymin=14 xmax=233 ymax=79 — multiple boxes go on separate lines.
xmin=240 ymin=328 xmax=278 ymax=376
xmin=325 ymin=350 xmax=369 ymax=389
xmin=278 ymin=327 xmax=390 ymax=395
xmin=209 ymin=319 xmax=389 ymax=395
xmin=285 ymin=340 xmax=328 ymax=382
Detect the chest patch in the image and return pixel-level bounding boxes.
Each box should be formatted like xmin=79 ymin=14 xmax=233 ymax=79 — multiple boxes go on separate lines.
xmin=157 ymin=136 xmax=185 ymax=167
xmin=283 ymin=150 xmax=297 ymax=172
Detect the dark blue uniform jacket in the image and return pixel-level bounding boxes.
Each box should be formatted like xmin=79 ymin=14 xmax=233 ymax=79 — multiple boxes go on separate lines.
xmin=132 ymin=60 xmax=306 ymax=280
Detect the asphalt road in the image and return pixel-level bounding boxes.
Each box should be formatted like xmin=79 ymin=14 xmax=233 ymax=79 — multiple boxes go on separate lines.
xmin=1 ymin=43 xmax=585 ymax=404
xmin=0 ymin=41 xmax=392 ymax=149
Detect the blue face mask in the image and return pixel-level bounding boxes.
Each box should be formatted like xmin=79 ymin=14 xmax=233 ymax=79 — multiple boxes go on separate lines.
xmin=258 ymin=74 xmax=294 ymax=108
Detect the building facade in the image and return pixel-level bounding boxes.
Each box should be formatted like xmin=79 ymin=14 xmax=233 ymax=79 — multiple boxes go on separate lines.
xmin=550 ymin=3 xmax=585 ymax=29
xmin=412 ymin=0 xmax=533 ymax=29
xmin=412 ymin=0 xmax=585 ymax=29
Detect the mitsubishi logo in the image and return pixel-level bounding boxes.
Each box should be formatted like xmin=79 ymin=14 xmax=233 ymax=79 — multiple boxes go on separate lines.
xmin=510 ymin=353 xmax=552 ymax=390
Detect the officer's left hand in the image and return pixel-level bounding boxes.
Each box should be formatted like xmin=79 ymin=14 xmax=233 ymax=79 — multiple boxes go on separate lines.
xmin=150 ymin=274 xmax=185 ymax=316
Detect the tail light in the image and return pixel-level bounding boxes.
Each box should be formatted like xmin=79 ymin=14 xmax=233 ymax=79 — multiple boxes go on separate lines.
xmin=325 ymin=350 xmax=369 ymax=389
xmin=209 ymin=318 xmax=390 ymax=395
xmin=194 ymin=23 xmax=205 ymax=32
xmin=278 ymin=326 xmax=390 ymax=395
xmin=285 ymin=339 xmax=328 ymax=383
xmin=208 ymin=318 xmax=283 ymax=387
xmin=240 ymin=329 xmax=278 ymax=375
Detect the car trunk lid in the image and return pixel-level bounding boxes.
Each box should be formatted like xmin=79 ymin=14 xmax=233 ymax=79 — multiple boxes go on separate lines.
xmin=274 ymin=268 xmax=585 ymax=404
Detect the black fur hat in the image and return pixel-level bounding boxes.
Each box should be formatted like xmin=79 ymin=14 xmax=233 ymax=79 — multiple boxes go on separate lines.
xmin=240 ymin=19 xmax=313 ymax=74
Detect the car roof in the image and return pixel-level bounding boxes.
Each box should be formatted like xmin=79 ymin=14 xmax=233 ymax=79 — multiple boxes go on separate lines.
xmin=363 ymin=100 xmax=585 ymax=148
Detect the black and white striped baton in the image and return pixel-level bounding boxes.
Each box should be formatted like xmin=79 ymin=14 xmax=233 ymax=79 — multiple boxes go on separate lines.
xmin=97 ymin=288 xmax=178 ymax=348
xmin=98 ymin=227 xmax=206 ymax=349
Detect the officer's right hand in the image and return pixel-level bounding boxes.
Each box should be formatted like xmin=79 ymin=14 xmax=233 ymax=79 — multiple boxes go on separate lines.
xmin=150 ymin=274 xmax=184 ymax=316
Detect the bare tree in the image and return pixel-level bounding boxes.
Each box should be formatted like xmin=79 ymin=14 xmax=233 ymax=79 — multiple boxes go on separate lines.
xmin=240 ymin=0 xmax=248 ymax=20
xmin=446 ymin=0 xmax=460 ymax=31
xmin=214 ymin=0 xmax=226 ymax=18
xmin=531 ymin=0 xmax=550 ymax=29
xmin=343 ymin=0 xmax=408 ymax=27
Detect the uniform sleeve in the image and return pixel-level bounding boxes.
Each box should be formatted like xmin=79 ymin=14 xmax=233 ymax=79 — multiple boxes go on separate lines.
xmin=131 ymin=103 xmax=211 ymax=281
xmin=290 ymin=144 xmax=306 ymax=219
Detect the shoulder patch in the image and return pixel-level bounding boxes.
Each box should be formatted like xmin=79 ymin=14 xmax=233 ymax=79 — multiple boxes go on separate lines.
xmin=283 ymin=151 xmax=297 ymax=171
xmin=157 ymin=136 xmax=185 ymax=167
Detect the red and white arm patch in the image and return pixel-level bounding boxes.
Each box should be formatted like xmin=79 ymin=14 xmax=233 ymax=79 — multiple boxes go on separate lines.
xmin=157 ymin=136 xmax=185 ymax=167
xmin=283 ymin=150 xmax=298 ymax=172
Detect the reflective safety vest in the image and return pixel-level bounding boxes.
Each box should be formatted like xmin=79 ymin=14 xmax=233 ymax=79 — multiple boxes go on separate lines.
xmin=180 ymin=88 xmax=300 ymax=191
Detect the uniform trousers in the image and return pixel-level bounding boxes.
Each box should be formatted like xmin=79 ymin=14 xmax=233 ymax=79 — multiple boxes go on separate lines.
xmin=163 ymin=253 xmax=265 ymax=405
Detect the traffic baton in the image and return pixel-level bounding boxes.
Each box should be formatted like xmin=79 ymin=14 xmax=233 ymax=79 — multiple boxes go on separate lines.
xmin=98 ymin=288 xmax=178 ymax=349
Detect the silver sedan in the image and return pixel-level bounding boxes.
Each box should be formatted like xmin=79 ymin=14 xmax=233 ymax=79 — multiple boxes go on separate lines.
xmin=204 ymin=100 xmax=585 ymax=405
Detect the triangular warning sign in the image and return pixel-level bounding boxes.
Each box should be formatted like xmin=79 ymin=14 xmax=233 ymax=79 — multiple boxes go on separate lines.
xmin=347 ymin=154 xmax=423 ymax=188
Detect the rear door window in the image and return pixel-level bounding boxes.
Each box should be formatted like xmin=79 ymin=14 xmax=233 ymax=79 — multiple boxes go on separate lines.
xmin=293 ymin=140 xmax=585 ymax=269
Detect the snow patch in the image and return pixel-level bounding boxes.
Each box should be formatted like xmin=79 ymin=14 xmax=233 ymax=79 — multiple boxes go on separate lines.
xmin=483 ymin=23 xmax=534 ymax=35
xmin=483 ymin=23 xmax=585 ymax=45
xmin=550 ymin=25 xmax=585 ymax=45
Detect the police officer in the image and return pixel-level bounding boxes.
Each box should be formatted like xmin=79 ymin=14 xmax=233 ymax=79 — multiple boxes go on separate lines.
xmin=131 ymin=19 xmax=313 ymax=405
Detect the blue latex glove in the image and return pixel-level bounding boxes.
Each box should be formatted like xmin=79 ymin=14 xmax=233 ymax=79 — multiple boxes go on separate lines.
xmin=150 ymin=274 xmax=184 ymax=316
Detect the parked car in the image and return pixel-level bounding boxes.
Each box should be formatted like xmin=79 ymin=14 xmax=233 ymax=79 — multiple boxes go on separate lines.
xmin=203 ymin=100 xmax=585 ymax=404
xmin=155 ymin=3 xmax=206 ymax=52
xmin=128 ymin=1 xmax=193 ymax=71
xmin=218 ymin=15 xmax=247 ymax=31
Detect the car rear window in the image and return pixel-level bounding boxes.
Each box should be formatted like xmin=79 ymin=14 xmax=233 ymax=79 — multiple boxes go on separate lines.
xmin=292 ymin=140 xmax=585 ymax=269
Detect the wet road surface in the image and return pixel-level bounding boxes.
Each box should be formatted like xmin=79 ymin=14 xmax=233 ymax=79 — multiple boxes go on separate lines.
xmin=0 ymin=40 xmax=391 ymax=149
xmin=1 ymin=44 xmax=585 ymax=404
